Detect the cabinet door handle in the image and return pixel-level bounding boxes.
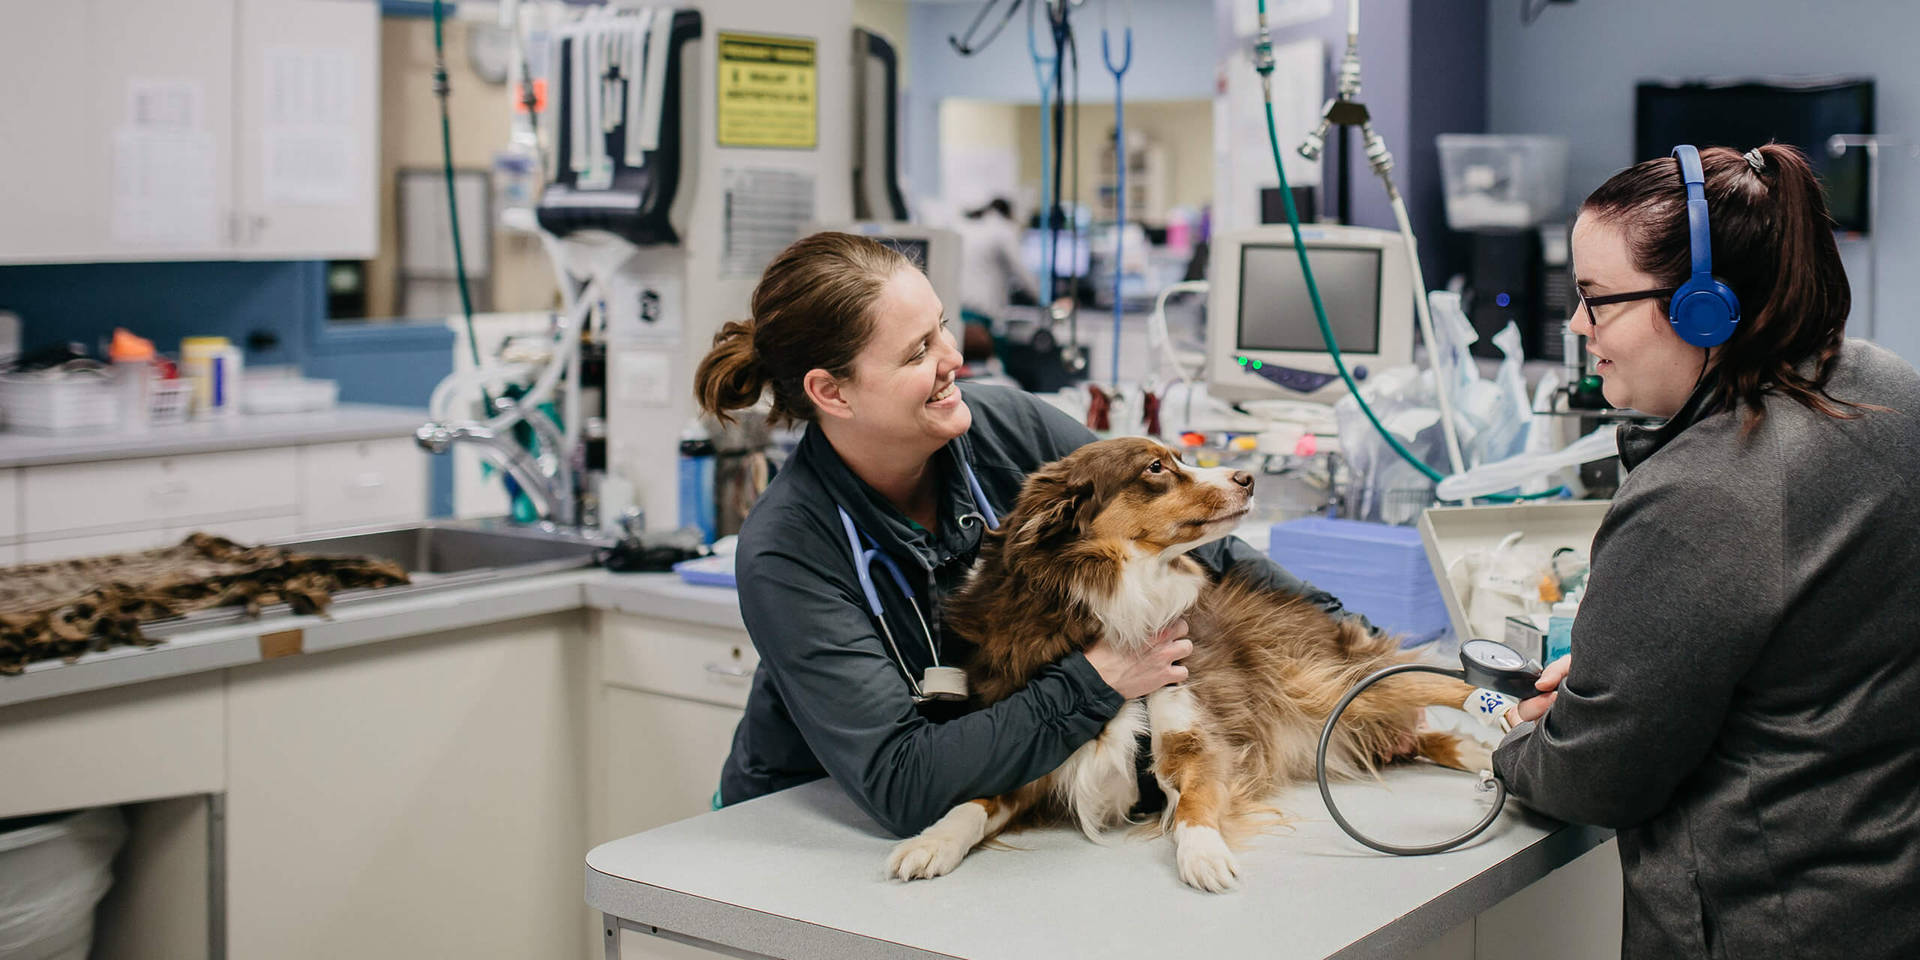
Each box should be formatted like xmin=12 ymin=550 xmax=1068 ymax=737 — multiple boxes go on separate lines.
xmin=703 ymin=662 xmax=752 ymax=680
xmin=149 ymin=480 xmax=190 ymax=500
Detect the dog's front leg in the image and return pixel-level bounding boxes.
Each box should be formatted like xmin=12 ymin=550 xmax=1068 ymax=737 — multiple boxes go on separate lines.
xmin=1148 ymin=684 xmax=1240 ymax=892
xmin=886 ymin=787 xmax=1036 ymax=882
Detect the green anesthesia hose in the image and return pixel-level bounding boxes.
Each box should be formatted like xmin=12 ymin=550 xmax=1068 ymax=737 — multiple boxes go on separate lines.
xmin=1251 ymin=1 xmax=1560 ymax=503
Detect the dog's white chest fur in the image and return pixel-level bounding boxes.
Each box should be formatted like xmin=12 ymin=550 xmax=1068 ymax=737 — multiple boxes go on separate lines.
xmin=1073 ymin=549 xmax=1208 ymax=651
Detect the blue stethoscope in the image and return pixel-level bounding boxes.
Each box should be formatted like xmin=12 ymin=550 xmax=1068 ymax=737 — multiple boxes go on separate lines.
xmin=836 ymin=456 xmax=998 ymax=703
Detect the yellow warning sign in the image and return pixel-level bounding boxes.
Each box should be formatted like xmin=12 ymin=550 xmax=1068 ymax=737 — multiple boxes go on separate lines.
xmin=717 ymin=32 xmax=817 ymax=149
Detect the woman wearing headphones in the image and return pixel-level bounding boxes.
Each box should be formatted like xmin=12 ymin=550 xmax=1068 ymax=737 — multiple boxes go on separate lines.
xmin=1496 ymin=144 xmax=1920 ymax=958
xmin=693 ymin=232 xmax=1357 ymax=837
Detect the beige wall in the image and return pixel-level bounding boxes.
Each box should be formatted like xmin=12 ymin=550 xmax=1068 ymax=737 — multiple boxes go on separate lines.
xmin=852 ymin=0 xmax=910 ymax=85
xmin=367 ymin=17 xmax=555 ymax=320
xmin=1014 ymin=100 xmax=1213 ymax=222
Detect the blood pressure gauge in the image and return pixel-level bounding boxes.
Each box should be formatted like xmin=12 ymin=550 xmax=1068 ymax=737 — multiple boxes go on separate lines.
xmin=1459 ymin=639 xmax=1547 ymax=699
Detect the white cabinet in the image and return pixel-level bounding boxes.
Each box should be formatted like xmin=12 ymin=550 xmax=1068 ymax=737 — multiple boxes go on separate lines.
xmin=21 ymin=527 xmax=175 ymax=563
xmin=0 ymin=0 xmax=235 ymax=262
xmin=595 ymin=614 xmax=756 ymax=846
xmin=172 ymin=513 xmax=302 ymax=546
xmin=10 ymin=435 xmax=424 ymax=562
xmin=224 ymin=613 xmax=590 ymax=960
xmin=231 ymin=0 xmax=379 ymax=257
xmin=299 ymin=437 xmax=428 ymax=532
xmin=22 ymin=449 xmax=297 ymax=539
xmin=0 ymin=468 xmax=19 ymax=541
xmin=0 ymin=672 xmax=226 ymax=819
xmin=0 ymin=0 xmax=375 ymax=264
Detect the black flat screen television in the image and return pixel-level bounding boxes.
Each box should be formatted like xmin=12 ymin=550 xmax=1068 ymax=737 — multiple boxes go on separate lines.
xmin=1635 ymin=77 xmax=1874 ymax=234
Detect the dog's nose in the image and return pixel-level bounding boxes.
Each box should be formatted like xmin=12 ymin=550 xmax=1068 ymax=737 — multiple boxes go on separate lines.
xmin=1230 ymin=470 xmax=1254 ymax=489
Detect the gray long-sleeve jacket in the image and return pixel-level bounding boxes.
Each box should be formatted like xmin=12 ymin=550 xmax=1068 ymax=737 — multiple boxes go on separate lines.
xmin=718 ymin=383 xmax=1357 ymax=836
xmin=1493 ymin=340 xmax=1920 ymax=959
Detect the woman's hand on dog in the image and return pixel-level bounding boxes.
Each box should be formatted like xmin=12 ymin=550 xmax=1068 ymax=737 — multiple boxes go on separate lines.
xmin=1506 ymin=655 xmax=1571 ymax=727
xmin=1086 ymin=619 xmax=1192 ymax=700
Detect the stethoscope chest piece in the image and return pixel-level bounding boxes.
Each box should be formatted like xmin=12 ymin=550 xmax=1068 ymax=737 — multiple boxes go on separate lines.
xmin=920 ymin=666 xmax=970 ymax=702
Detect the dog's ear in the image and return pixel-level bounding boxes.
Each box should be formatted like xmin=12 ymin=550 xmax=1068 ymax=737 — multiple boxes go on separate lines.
xmin=1002 ymin=460 xmax=1092 ymax=558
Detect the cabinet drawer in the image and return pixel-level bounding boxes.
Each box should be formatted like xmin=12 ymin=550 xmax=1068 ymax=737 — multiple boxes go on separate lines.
xmin=0 ymin=671 xmax=225 ymax=819
xmin=299 ymin=438 xmax=427 ymax=532
xmin=23 ymin=449 xmax=298 ymax=536
xmin=601 ymin=615 xmax=759 ymax=709
xmin=0 ymin=468 xmax=17 ymax=540
xmin=172 ymin=513 xmax=301 ymax=547
xmin=21 ymin=527 xmax=175 ymax=563
xmin=23 ymin=458 xmax=165 ymax=535
xmin=166 ymin=448 xmax=299 ymax=523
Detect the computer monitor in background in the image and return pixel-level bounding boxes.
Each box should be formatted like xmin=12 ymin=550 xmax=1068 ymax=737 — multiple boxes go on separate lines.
xmin=1635 ymin=77 xmax=1873 ymax=233
xmin=811 ymin=222 xmax=964 ymax=321
xmin=1205 ymin=225 xmax=1415 ymax=404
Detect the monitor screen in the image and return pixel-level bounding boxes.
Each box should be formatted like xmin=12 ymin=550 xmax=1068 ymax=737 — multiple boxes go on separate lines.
xmin=1236 ymin=244 xmax=1382 ymax=353
xmin=1635 ymin=78 xmax=1873 ymax=233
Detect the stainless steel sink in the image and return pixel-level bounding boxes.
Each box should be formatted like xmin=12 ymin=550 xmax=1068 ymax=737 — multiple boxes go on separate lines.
xmin=143 ymin=519 xmax=609 ymax=636
xmin=272 ymin=519 xmax=609 ymax=578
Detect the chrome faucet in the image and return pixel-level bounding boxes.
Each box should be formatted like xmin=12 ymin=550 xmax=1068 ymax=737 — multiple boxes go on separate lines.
xmin=415 ymin=414 xmax=578 ymax=527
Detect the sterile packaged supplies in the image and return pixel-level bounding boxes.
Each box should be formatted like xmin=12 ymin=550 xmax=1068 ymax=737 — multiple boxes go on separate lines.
xmin=1448 ymin=530 xmax=1558 ymax=643
xmin=1268 ymin=516 xmax=1451 ymax=648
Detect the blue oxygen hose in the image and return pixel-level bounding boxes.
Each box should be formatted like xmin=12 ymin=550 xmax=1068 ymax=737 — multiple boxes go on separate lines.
xmin=1103 ymin=15 xmax=1131 ymax=387
xmin=1029 ymin=2 xmax=1057 ymax=295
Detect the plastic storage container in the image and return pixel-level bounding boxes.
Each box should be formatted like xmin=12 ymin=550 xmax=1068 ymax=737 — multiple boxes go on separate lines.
xmin=180 ymin=336 xmax=243 ymax=418
xmin=240 ymin=377 xmax=338 ymax=415
xmin=1436 ymin=134 xmax=1570 ymax=230
xmin=0 ymin=372 xmax=120 ymax=435
xmin=148 ymin=379 xmax=193 ymax=425
xmin=0 ymin=807 xmax=127 ymax=960
xmin=1268 ymin=516 xmax=1453 ymax=648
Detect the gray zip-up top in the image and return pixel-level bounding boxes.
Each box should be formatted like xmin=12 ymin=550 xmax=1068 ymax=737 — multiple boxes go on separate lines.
xmin=719 ymin=382 xmax=1355 ymax=837
xmin=1494 ymin=339 xmax=1920 ymax=959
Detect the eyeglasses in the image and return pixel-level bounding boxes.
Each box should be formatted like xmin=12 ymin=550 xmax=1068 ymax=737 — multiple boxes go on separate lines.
xmin=1575 ymin=286 xmax=1675 ymax=329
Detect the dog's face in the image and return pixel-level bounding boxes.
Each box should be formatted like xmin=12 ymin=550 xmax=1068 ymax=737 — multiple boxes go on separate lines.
xmin=1006 ymin=437 xmax=1254 ymax=557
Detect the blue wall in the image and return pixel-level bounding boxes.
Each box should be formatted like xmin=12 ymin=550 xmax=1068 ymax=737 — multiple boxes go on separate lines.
xmin=0 ymin=260 xmax=456 ymax=513
xmin=904 ymin=0 xmax=1221 ymax=203
xmin=1488 ymin=0 xmax=1915 ymax=361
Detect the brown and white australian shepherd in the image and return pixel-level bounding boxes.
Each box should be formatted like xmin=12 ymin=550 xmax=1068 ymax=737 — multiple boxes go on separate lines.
xmin=886 ymin=437 xmax=1490 ymax=892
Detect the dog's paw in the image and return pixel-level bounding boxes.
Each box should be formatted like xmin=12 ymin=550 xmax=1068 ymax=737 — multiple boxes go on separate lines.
xmin=886 ymin=832 xmax=973 ymax=881
xmin=1457 ymin=738 xmax=1494 ymax=776
xmin=1173 ymin=823 xmax=1241 ymax=893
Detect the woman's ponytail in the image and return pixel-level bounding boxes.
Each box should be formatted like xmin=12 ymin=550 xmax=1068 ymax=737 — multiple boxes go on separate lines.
xmin=691 ymin=231 xmax=915 ymax=426
xmin=694 ymin=319 xmax=770 ymax=426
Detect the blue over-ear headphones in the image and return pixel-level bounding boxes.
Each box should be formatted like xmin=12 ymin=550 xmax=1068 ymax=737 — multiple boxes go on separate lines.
xmin=1668 ymin=145 xmax=1741 ymax=348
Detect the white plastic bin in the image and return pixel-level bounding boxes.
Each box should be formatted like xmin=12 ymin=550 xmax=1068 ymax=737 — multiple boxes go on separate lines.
xmin=1436 ymin=134 xmax=1571 ymax=230
xmin=0 ymin=807 xmax=127 ymax=960
xmin=0 ymin=374 xmax=120 ymax=435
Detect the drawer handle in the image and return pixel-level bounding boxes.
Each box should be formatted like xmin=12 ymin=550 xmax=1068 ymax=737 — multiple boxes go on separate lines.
xmin=348 ymin=473 xmax=386 ymax=495
xmin=149 ymin=481 xmax=190 ymax=500
xmin=703 ymin=662 xmax=752 ymax=681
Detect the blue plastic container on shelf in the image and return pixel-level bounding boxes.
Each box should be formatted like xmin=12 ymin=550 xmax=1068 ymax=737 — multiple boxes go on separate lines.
xmin=1267 ymin=516 xmax=1450 ymax=647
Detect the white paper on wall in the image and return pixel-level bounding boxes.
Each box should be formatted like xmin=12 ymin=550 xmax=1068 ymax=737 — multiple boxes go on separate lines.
xmin=126 ymin=79 xmax=205 ymax=131
xmin=721 ymin=168 xmax=816 ymax=277
xmin=112 ymin=129 xmax=219 ymax=247
xmin=261 ymin=46 xmax=357 ymax=206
